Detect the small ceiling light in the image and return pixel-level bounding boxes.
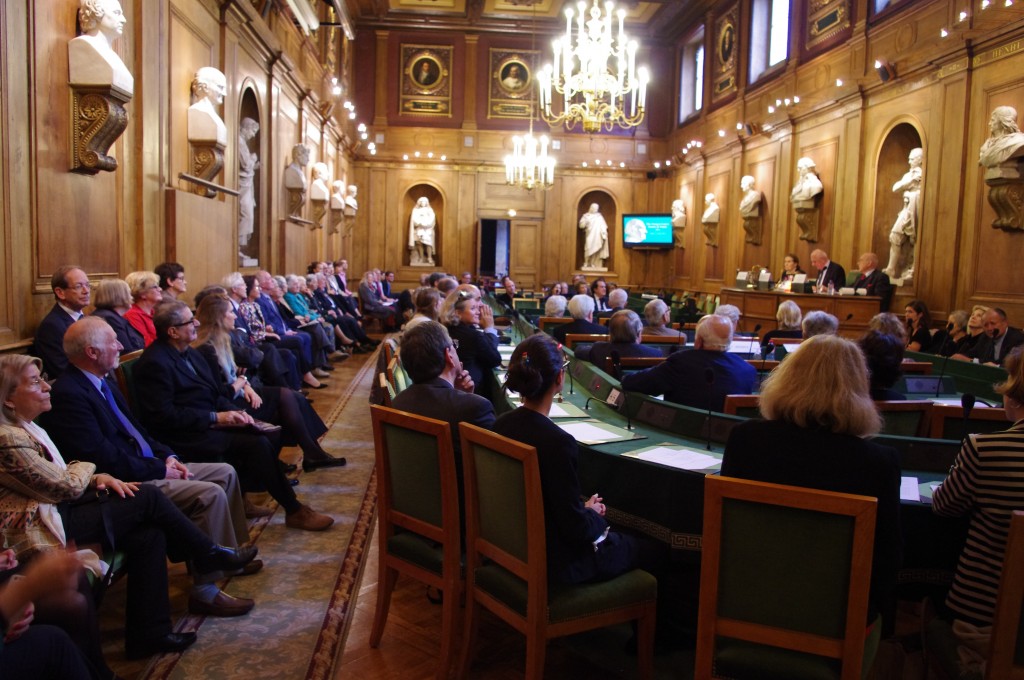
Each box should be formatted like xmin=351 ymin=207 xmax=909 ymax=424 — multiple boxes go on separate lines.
xmin=619 ymin=162 xmax=625 ymax=168
xmin=348 ymin=111 xmax=356 ymax=119
xmin=1007 ymin=0 xmax=1013 ymax=7
xmin=402 ymin=154 xmax=409 ymax=160
xmin=606 ymin=160 xmax=613 ymax=166
xmin=357 ymin=123 xmax=366 ymax=132
xmin=718 ymin=129 xmax=725 ymax=137
xmin=440 ymin=155 xmax=447 ymax=161
xmin=736 ymin=123 xmax=744 ymax=131
xmin=360 ymin=133 xmax=368 ymax=140
xmin=784 ymin=98 xmax=791 ymax=106
xmin=792 ymin=95 xmax=800 ymax=103
xmin=653 ymin=162 xmax=661 ymax=169
xmin=940 ymin=28 xmax=949 ymax=37
xmin=507 ymin=209 xmax=517 ymax=217
xmin=665 ymin=160 xmax=671 ymax=166
xmin=982 ymin=0 xmax=990 ymax=8
xmin=427 ymin=152 xmax=434 ymax=158
xmin=836 ymin=78 xmax=844 ymax=86
xmin=768 ymin=105 xmax=776 ymax=113
xmin=682 ymin=148 xmax=689 ymax=154
xmin=582 ymin=161 xmax=589 ymax=167
xmin=414 ymin=151 xmax=421 ymax=158
xmin=958 ymin=10 xmax=968 ymax=20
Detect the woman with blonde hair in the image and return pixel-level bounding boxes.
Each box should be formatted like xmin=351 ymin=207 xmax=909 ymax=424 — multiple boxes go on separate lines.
xmin=124 ymin=270 xmax=163 ymax=346
xmin=403 ymin=286 xmax=442 ymax=332
xmin=91 ymin=278 xmax=145 ymax=352
xmin=443 ymin=288 xmax=500 ymax=394
xmin=721 ymin=335 xmax=901 ymax=629
xmin=761 ymin=300 xmax=803 ymax=348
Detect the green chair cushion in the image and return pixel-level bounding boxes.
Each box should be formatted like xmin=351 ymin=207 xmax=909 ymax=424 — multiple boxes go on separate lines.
xmin=474 ymin=563 xmax=656 ymax=623
xmin=388 ymin=532 xmax=443 ymax=575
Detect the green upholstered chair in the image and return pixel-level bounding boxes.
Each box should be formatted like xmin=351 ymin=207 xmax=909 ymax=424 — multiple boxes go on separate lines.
xmin=876 ymin=400 xmax=934 ymax=437
xmin=537 ymin=316 xmax=572 ymax=335
xmin=377 ymin=372 xmax=395 ymax=406
xmin=695 ymin=475 xmax=879 ymax=680
xmin=456 ymin=422 xmax=658 ymax=680
xmin=369 ymin=405 xmax=461 ymax=680
xmin=113 ymin=348 xmax=144 ymax=416
xmin=563 ymin=333 xmax=608 ymax=351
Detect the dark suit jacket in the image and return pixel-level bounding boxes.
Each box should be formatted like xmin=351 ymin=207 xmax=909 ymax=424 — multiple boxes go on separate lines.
xmin=582 ymin=341 xmax=662 ymax=374
xmin=446 ymin=322 xmax=502 ymax=393
xmin=814 ymin=261 xmax=847 ymax=292
xmin=621 ymin=348 xmax=757 ymax=412
xmin=392 ymin=378 xmax=495 ymax=459
xmin=552 ymin=318 xmax=607 ymax=344
xmin=853 ymin=270 xmax=893 ymax=310
xmin=41 ymin=366 xmax=173 ymax=482
xmin=968 ymin=326 xmax=1024 ymax=365
xmin=91 ymin=308 xmax=146 ymax=353
xmin=721 ymin=419 xmax=902 ymax=621
xmin=33 ymin=304 xmax=78 ymax=378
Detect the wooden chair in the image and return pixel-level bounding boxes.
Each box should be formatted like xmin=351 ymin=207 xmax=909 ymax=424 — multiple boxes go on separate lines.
xmin=722 ymin=394 xmax=760 ymax=418
xmin=987 ymin=510 xmax=1024 ymax=679
xmin=619 ymin=356 xmax=665 ymax=370
xmin=369 ymin=405 xmax=461 ymax=680
xmin=113 ymin=349 xmax=145 ymax=415
xmin=457 ymin=423 xmax=658 ymax=680
xmin=537 ymin=316 xmax=572 ymax=334
xmin=378 ymin=372 xmax=395 ymax=406
xmin=745 ymin=359 xmax=781 ymax=372
xmin=876 ymin=400 xmax=934 ymax=438
xmin=696 ymin=476 xmax=879 ymax=680
xmin=901 ymin=361 xmax=933 ymax=375
xmin=928 ymin=404 xmax=1009 ymax=440
xmin=563 ymin=333 xmax=608 ymax=351
xmin=640 ymin=334 xmax=691 ymax=351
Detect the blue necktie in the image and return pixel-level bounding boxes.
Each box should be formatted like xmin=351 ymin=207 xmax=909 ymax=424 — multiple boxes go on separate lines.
xmin=100 ymin=379 xmax=154 ymax=458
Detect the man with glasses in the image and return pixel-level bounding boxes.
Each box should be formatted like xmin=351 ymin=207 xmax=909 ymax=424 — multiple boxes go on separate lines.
xmin=33 ymin=265 xmax=91 ymax=378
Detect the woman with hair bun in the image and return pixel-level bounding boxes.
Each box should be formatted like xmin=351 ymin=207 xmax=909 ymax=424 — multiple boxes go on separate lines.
xmin=493 ymin=334 xmax=641 ymax=584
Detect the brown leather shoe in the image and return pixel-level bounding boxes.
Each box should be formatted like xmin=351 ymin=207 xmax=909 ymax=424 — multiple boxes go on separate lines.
xmin=188 ymin=590 xmax=255 ymax=617
xmin=234 ymin=559 xmax=264 ymax=576
xmin=244 ymin=499 xmax=274 ymax=519
xmin=285 ymin=504 xmax=334 ymax=531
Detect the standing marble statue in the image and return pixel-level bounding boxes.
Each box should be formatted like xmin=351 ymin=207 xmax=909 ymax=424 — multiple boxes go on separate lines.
xmin=283 ymin=144 xmax=309 ymax=219
xmin=883 ymin=148 xmax=923 ymax=282
xmin=579 ymin=203 xmax=610 ymax=270
xmin=238 ymin=117 xmax=260 ymax=254
xmin=701 ymin=193 xmax=720 ymax=247
xmin=409 ymin=197 xmax=437 ymax=266
xmin=790 ymin=157 xmax=824 ymax=241
xmin=739 ymin=175 xmax=764 ymax=245
xmin=671 ymin=199 xmax=686 ymax=248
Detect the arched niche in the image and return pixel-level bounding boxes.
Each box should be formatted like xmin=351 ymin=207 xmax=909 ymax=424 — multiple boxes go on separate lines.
xmin=238 ymin=87 xmax=262 ymax=268
xmin=405 ymin=184 xmax=443 ymax=268
xmin=872 ymin=122 xmax=923 ymax=285
xmin=576 ymin=190 xmax=617 ymax=272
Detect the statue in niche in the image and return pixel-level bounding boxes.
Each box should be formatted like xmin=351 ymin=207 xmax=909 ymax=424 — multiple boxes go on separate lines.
xmin=238 ymin=117 xmax=260 ymax=258
xmin=329 ymin=180 xmax=345 ymax=234
xmin=883 ymin=148 xmax=923 ymax=283
xmin=409 ymin=197 xmax=437 ymax=266
xmin=187 ymin=67 xmax=227 ymax=197
xmin=68 ymin=0 xmax=134 ymax=173
xmin=739 ymin=175 xmax=764 ymax=245
xmin=309 ymin=162 xmax=330 ymax=230
xmin=578 ymin=203 xmax=610 ymax=270
xmin=980 ymin=106 xmax=1024 ymax=231
xmin=790 ymin=157 xmax=824 ymax=241
xmin=701 ymin=193 xmax=720 ymax=247
xmin=283 ymin=144 xmax=309 ymax=219
xmin=671 ymin=199 xmax=686 ymax=248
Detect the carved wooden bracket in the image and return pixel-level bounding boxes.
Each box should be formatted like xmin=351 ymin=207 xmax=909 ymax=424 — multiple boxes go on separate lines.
xmin=286 ymin=187 xmax=306 ymax=221
xmin=673 ymin=226 xmax=685 ymax=249
xmin=189 ymin=142 xmax=225 ymax=197
xmin=702 ymin=221 xmax=718 ymax=247
xmin=743 ymin=216 xmax=763 ymax=245
xmin=329 ymin=208 xmax=343 ymax=234
xmin=986 ymin=176 xmax=1024 ymax=232
xmin=795 ymin=207 xmax=821 ymax=242
xmin=70 ymin=85 xmax=131 ymax=174
xmin=311 ymin=198 xmax=327 ymax=230
xmin=343 ymin=211 xmax=356 ymax=236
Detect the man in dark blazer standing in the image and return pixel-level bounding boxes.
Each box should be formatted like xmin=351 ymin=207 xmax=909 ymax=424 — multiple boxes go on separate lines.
xmin=33 ymin=265 xmax=91 ymax=378
xmin=852 ymin=252 xmax=893 ymax=311
xmin=810 ymin=249 xmax=847 ymax=294
xmin=552 ymin=294 xmax=607 ymax=344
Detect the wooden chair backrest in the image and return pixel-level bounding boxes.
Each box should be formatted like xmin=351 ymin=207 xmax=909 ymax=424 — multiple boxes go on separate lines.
xmin=929 ymin=404 xmax=1010 ymax=439
xmin=537 ymin=316 xmax=572 ymax=334
xmin=988 ymin=510 xmax=1024 ymax=680
xmin=876 ymin=400 xmax=935 ymax=438
xmin=722 ymin=394 xmax=760 ymax=417
xmin=113 ymin=349 xmax=145 ymax=415
xmin=563 ymin=333 xmax=609 ymax=351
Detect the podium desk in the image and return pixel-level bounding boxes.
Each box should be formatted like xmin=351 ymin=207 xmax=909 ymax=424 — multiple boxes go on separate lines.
xmin=720 ymin=287 xmax=883 ymax=338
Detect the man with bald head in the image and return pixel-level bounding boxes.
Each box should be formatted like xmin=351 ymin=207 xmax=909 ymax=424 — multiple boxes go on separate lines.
xmin=621 ymin=314 xmax=756 ymax=411
xmin=852 ymin=252 xmax=892 ymax=310
xmin=809 ymin=249 xmax=846 ymax=294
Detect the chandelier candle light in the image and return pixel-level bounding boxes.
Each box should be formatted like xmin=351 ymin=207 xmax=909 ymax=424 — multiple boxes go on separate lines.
xmin=505 ymin=131 xmax=556 ymax=191
xmin=538 ymin=0 xmax=649 ymax=133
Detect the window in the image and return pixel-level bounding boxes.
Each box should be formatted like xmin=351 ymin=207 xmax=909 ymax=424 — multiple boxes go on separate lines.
xmin=679 ymin=27 xmax=705 ymax=123
xmin=749 ymin=0 xmax=790 ymax=83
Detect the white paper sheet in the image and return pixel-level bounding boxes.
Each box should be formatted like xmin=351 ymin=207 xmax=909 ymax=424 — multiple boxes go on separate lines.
xmin=900 ymin=476 xmax=921 ymax=502
xmin=557 ymin=421 xmax=626 ymax=443
xmin=929 ymin=398 xmax=992 ymax=407
xmin=728 ymin=339 xmax=760 ymax=354
xmin=631 ymin=446 xmax=720 ymax=471
xmin=548 ymin=402 xmax=571 ymax=418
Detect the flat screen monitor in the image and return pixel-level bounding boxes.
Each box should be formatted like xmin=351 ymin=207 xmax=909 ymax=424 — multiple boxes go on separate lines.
xmin=622 ymin=213 xmax=673 ymax=249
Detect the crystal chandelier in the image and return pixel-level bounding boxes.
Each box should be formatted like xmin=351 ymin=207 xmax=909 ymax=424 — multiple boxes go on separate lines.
xmin=504 ymin=129 xmax=555 ymax=191
xmin=538 ymin=0 xmax=649 ymax=134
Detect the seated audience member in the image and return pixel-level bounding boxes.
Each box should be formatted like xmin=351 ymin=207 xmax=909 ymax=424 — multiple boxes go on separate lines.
xmin=435 ymin=276 xmax=459 ymax=297
xmin=34 ymin=265 xmax=91 ymax=379
xmin=802 ymin=310 xmax=839 ymax=339
xmin=953 ymin=307 xmax=1024 ymax=366
xmin=90 ymin=278 xmax=145 ymax=353
xmin=42 ymin=318 xmax=258 ymax=617
xmin=552 ymin=294 xmax=606 ymax=344
xmin=544 ymin=294 xmax=568 ymax=319
xmin=622 ymin=315 xmax=756 ymax=412
xmin=869 ymin=312 xmax=908 ymax=345
xmin=775 ymin=253 xmax=805 ymax=290
xmin=0 ymin=550 xmax=94 ymax=679
xmin=596 ymin=287 xmax=628 ymax=321
xmin=192 ymin=295 xmax=346 ymax=472
xmin=253 ymin=271 xmax=323 ymax=388
xmin=574 ymin=281 xmax=590 ymax=297
xmin=274 ymin=275 xmax=337 ymax=372
xmin=581 ymin=310 xmax=662 ymax=372
xmin=852 ymin=252 xmax=893 ymax=310
xmin=329 ymin=259 xmax=362 ymax=318
xmin=494 ymin=334 xmax=642 ymax=585
xmin=310 ymin=273 xmax=374 ymax=353
xmin=124 ymin=270 xmax=164 ymax=348
xmin=155 ymin=261 xmax=187 ymax=304
xmin=810 ymin=248 xmax=847 ymax=293
xmin=720 ymin=334 xmax=901 ymax=624
xmin=642 ymin=299 xmax=683 ymax=337
xmin=939 ymin=310 xmax=970 ymax=357
xmin=495 ymin=275 xmax=518 ymax=310
xmin=221 ymin=272 xmax=300 ymax=390
xmin=932 ymin=348 xmax=1024 ymax=670
xmin=443 ymin=290 xmax=501 ymax=394
xmin=761 ymin=300 xmax=803 ymax=348
xmin=132 ymin=301 xmax=334 ymax=530
xmin=858 ymin=331 xmax=906 ymax=401
xmin=904 ymin=299 xmax=932 ymax=352
xmin=590 ymin=278 xmax=609 ymax=312
xmin=714 ymin=304 xmax=742 ymax=330
xmin=359 ymin=270 xmax=399 ymax=329
xmin=959 ymin=305 xmax=990 ymax=356
xmin=404 ymin=286 xmax=442 ymax=332
xmin=392 ymin=321 xmax=495 ymax=531
xmin=460 ymin=271 xmax=474 ymax=285
xmin=0 ymin=355 xmax=258 ymax=662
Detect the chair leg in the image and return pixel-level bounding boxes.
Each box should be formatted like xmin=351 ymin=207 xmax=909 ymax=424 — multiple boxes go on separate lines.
xmin=455 ymin=599 xmax=479 ymax=680
xmin=524 ymin=635 xmax=546 ymax=680
xmin=636 ymin=606 xmax=656 ymax=680
xmin=437 ymin=584 xmax=460 ymax=680
xmin=369 ymin=564 xmax=398 ymax=647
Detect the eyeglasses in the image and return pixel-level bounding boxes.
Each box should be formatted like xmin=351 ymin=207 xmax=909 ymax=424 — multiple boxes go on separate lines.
xmin=64 ymin=282 xmax=90 ymax=291
xmin=26 ymin=373 xmax=49 ymax=387
xmin=172 ymin=317 xmax=198 ymax=327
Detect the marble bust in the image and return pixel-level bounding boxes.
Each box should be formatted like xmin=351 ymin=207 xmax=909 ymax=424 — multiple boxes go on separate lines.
xmin=68 ymin=0 xmax=134 ymax=95
xmin=790 ymin=157 xmax=823 ymax=208
xmin=739 ymin=175 xmax=762 ymax=217
xmin=188 ymin=67 xmax=227 ymax=146
xmin=979 ymin=106 xmax=1024 ymax=171
xmin=310 ymin=162 xmax=330 ymax=202
xmin=344 ymin=185 xmax=359 ymax=215
xmin=330 ymin=180 xmax=346 ymax=210
xmin=284 ymin=144 xmax=309 ymax=190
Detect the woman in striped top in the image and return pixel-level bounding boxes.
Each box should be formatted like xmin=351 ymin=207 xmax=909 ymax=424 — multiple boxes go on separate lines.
xmin=933 ymin=347 xmax=1024 ymax=632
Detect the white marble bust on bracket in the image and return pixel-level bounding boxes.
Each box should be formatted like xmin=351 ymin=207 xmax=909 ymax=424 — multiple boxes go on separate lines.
xmin=68 ymin=0 xmax=134 ymax=95
xmin=188 ymin=67 xmax=227 ymax=146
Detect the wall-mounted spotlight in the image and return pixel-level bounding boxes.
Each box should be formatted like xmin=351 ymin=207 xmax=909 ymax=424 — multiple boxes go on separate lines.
xmin=743 ymin=123 xmax=760 ymax=136
xmin=875 ymin=59 xmax=896 ymax=83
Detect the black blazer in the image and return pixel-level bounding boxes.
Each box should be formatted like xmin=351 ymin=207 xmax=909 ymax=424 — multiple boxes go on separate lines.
xmin=91 ymin=308 xmax=146 ymax=353
xmin=968 ymin=326 xmax=1024 ymax=365
xmin=42 ymin=366 xmax=173 ymax=482
xmin=446 ymin=322 xmax=502 ymax=394
xmin=853 ymin=270 xmax=893 ymax=310
xmin=391 ymin=378 xmax=495 ymax=461
xmin=621 ymin=348 xmax=757 ymax=412
xmin=33 ymin=304 xmax=77 ymax=378
xmin=552 ymin=318 xmax=607 ymax=344
xmin=814 ymin=261 xmax=847 ymax=292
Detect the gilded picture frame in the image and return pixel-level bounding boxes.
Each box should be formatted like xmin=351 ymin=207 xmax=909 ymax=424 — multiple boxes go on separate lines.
xmin=401 ymin=45 xmax=453 ymax=117
xmin=488 ymin=48 xmax=538 ymax=120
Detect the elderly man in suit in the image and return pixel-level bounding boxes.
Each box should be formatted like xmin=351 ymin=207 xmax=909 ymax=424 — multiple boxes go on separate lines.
xmin=809 ymin=249 xmax=847 ymax=294
xmin=552 ymin=294 xmax=606 ymax=345
xmin=954 ymin=307 xmax=1024 ymax=366
xmin=852 ymin=252 xmax=893 ymax=311
xmin=579 ymin=310 xmax=663 ymax=374
xmin=622 ymin=314 xmax=756 ymax=412
xmin=132 ymin=300 xmax=333 ymax=531
xmin=42 ymin=317 xmax=258 ymax=617
xmin=34 ymin=265 xmax=91 ymax=378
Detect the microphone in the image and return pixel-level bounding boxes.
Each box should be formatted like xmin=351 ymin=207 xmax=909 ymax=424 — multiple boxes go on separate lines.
xmin=961 ymin=393 xmax=976 ymax=442
xmin=610 ymin=349 xmax=622 ymax=381
xmin=934 ymin=324 xmax=956 ymax=397
xmin=704 ymin=367 xmax=716 ymax=451
xmin=564 ymin=349 xmax=575 ymax=395
xmin=759 ymin=341 xmax=775 ymax=389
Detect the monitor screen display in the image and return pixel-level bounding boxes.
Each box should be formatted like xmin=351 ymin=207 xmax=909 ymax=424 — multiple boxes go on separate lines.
xmin=621 ymin=213 xmax=674 ymax=248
